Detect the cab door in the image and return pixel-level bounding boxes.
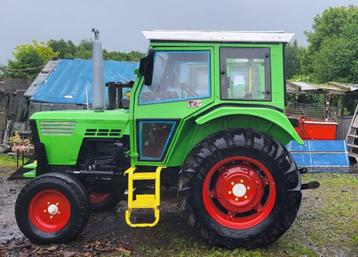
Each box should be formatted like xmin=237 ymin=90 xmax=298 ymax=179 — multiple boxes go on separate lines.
xmin=130 ymin=47 xmax=214 ymax=166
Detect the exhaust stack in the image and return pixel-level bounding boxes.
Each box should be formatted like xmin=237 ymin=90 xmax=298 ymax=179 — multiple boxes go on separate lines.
xmin=92 ymin=28 xmax=104 ymax=112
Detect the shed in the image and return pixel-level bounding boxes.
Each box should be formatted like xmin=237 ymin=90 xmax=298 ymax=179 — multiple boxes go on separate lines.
xmin=286 ymin=81 xmax=358 ymax=121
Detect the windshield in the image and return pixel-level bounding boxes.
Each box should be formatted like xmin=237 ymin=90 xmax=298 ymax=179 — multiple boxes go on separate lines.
xmin=139 ymin=51 xmax=210 ymax=105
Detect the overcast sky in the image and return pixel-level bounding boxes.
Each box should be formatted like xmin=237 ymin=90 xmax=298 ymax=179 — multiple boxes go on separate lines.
xmin=1 ymin=0 xmax=357 ymax=64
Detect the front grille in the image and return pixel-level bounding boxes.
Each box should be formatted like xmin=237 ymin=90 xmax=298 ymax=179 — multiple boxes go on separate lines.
xmin=40 ymin=121 xmax=76 ymax=136
xmin=85 ymin=128 xmax=121 ymax=137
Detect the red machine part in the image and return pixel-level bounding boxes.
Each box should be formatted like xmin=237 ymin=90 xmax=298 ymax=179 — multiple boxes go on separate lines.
xmin=202 ymin=156 xmax=276 ymax=229
xmin=294 ymin=117 xmax=337 ymax=140
xmin=28 ymin=190 xmax=71 ymax=233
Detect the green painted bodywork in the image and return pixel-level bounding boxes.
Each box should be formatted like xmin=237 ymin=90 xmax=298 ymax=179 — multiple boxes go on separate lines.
xmin=29 ymin=41 xmax=302 ymax=171
xmin=23 ymin=162 xmax=37 ymax=178
xmin=30 ymin=109 xmax=129 ymax=165
xmin=23 ymin=169 xmax=36 ymax=178
xmin=195 ymin=107 xmax=303 ymax=143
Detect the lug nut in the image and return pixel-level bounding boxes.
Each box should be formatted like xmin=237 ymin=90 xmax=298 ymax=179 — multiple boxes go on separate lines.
xmin=240 ymin=179 xmax=244 ymax=183
xmin=56 ymin=203 xmax=59 ymax=206
xmin=50 ymin=216 xmax=53 ymax=219
xmin=231 ymin=182 xmax=234 ymax=185
xmin=247 ymin=186 xmax=250 ymax=190
xmin=228 ymin=191 xmax=232 ymax=194
xmin=235 ymin=197 xmax=238 ymax=201
xmin=244 ymin=195 xmax=248 ymax=199
xmin=43 ymin=210 xmax=47 ymax=213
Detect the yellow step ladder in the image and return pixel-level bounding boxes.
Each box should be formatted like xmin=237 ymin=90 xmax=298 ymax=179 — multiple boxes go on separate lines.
xmin=124 ymin=167 xmax=164 ymax=227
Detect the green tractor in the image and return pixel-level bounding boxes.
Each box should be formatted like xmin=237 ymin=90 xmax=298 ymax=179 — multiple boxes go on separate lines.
xmin=15 ymin=30 xmax=310 ymax=248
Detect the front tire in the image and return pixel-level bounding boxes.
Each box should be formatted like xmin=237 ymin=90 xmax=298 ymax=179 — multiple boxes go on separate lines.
xmin=178 ymin=129 xmax=301 ymax=249
xmin=15 ymin=173 xmax=89 ymax=244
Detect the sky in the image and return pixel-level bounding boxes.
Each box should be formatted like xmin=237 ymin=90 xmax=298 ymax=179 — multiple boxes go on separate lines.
xmin=1 ymin=0 xmax=357 ymax=64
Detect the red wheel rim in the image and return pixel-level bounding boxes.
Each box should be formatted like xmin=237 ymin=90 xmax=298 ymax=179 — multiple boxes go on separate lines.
xmin=202 ymin=156 xmax=276 ymax=229
xmin=89 ymin=192 xmax=110 ymax=204
xmin=28 ymin=190 xmax=71 ymax=233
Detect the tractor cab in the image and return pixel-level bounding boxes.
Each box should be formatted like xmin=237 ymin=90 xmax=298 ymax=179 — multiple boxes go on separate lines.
xmin=130 ymin=31 xmax=301 ymax=166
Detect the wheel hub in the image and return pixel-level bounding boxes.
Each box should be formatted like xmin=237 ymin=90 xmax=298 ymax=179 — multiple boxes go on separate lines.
xmin=47 ymin=204 xmax=59 ymax=215
xmin=232 ymin=183 xmax=246 ymax=197
xmin=215 ymin=164 xmax=265 ymax=213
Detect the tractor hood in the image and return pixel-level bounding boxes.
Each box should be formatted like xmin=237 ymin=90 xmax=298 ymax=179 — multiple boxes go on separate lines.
xmin=30 ymin=109 xmax=130 ymax=135
xmin=29 ymin=109 xmax=130 ymax=166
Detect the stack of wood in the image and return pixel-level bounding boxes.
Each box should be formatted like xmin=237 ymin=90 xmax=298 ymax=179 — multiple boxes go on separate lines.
xmin=8 ymin=132 xmax=33 ymax=153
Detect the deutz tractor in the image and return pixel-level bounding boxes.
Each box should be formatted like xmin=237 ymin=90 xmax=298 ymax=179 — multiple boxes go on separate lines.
xmin=14 ymin=30 xmax=312 ymax=249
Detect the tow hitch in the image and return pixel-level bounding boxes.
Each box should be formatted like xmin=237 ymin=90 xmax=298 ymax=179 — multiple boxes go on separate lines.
xmin=302 ymin=181 xmax=320 ymax=190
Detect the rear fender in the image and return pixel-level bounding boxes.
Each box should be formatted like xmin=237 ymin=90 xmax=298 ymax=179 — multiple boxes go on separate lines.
xmin=195 ymin=107 xmax=303 ymax=145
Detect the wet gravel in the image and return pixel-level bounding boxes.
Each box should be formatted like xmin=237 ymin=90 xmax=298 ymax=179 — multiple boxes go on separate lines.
xmin=0 ymin=168 xmax=184 ymax=257
xmin=0 ymin=169 xmax=26 ymax=245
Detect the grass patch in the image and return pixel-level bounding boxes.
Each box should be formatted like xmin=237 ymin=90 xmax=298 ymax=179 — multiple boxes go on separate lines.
xmin=0 ymin=154 xmax=20 ymax=169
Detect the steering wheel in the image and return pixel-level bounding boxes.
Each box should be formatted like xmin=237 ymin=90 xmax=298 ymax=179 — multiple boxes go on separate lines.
xmin=180 ymin=83 xmax=199 ymax=97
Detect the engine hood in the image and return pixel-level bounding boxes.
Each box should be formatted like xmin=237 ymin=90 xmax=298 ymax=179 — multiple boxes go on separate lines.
xmin=30 ymin=109 xmax=130 ymax=135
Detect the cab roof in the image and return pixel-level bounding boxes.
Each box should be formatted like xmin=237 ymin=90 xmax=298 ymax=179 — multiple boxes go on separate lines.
xmin=142 ymin=30 xmax=294 ymax=43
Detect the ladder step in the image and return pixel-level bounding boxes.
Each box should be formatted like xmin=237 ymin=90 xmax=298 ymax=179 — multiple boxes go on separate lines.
xmin=347 ymin=143 xmax=358 ymax=149
xmin=125 ymin=208 xmax=160 ymax=228
xmin=349 ymin=152 xmax=358 ymax=158
xmin=132 ymin=172 xmax=157 ymax=180
xmin=348 ymin=133 xmax=358 ymax=139
xmin=131 ymin=194 xmax=157 ymax=208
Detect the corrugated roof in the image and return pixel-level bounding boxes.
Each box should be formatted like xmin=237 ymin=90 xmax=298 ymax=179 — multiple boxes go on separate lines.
xmin=287 ymin=81 xmax=358 ymax=94
xmin=24 ymin=59 xmax=59 ymax=97
xmin=27 ymin=59 xmax=138 ymax=104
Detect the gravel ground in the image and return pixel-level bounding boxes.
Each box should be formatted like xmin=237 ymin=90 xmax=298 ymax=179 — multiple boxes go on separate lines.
xmin=0 ymin=168 xmax=357 ymax=257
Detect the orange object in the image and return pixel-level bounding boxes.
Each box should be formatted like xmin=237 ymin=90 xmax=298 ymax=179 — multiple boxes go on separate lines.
xmin=294 ymin=118 xmax=337 ymax=140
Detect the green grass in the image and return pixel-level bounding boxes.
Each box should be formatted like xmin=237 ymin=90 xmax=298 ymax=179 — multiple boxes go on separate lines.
xmin=0 ymin=154 xmax=20 ymax=169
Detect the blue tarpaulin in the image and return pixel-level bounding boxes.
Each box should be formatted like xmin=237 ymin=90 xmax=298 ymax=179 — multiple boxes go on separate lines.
xmin=31 ymin=59 xmax=138 ymax=105
xmin=287 ymin=140 xmax=350 ymax=172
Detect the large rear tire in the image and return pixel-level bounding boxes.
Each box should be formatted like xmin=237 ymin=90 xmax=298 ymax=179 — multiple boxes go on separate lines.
xmin=15 ymin=173 xmax=89 ymax=244
xmin=178 ymin=129 xmax=301 ymax=249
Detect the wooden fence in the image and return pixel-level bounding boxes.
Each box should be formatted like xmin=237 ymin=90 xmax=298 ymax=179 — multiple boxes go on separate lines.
xmin=0 ymin=78 xmax=32 ymax=143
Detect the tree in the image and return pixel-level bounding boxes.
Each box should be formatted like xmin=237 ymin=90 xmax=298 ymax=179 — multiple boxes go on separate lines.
xmin=74 ymin=40 xmax=93 ymax=59
xmin=4 ymin=41 xmax=58 ymax=79
xmin=285 ymin=40 xmax=304 ymax=79
xmin=48 ymin=39 xmax=76 ymax=58
xmin=47 ymin=39 xmax=144 ymax=61
xmin=303 ymin=6 xmax=358 ymax=83
xmin=103 ymin=50 xmax=143 ymax=62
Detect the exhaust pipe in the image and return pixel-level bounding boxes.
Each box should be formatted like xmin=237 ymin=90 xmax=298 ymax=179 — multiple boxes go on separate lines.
xmin=92 ymin=28 xmax=104 ymax=112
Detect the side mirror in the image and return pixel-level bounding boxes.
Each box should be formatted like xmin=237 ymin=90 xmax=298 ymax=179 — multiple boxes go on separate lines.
xmin=139 ymin=49 xmax=155 ymax=86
